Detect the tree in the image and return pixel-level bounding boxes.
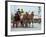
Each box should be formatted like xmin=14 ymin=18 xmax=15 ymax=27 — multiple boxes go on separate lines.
xmin=38 ymin=6 xmax=41 ymax=16
xmin=11 ymin=12 xmax=14 ymax=20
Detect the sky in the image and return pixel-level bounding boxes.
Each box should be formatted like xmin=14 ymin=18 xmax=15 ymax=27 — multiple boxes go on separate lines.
xmin=10 ymin=5 xmax=41 ymax=16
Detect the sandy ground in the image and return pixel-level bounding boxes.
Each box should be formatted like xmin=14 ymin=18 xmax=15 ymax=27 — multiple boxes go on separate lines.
xmin=11 ymin=23 xmax=41 ymax=31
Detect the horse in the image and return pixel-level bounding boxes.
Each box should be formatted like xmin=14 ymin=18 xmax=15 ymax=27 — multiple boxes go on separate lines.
xmin=13 ymin=12 xmax=21 ymax=28
xmin=20 ymin=12 xmax=34 ymax=27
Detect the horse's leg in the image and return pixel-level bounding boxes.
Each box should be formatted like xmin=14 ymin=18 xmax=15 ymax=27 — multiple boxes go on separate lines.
xmin=25 ymin=21 xmax=28 ymax=27
xmin=28 ymin=20 xmax=32 ymax=28
xmin=16 ymin=21 xmax=18 ymax=28
xmin=25 ymin=23 xmax=27 ymax=27
xmin=31 ymin=20 xmax=33 ymax=28
xmin=13 ymin=21 xmax=15 ymax=28
xmin=23 ymin=21 xmax=26 ymax=27
xmin=16 ymin=23 xmax=17 ymax=28
xmin=15 ymin=21 xmax=17 ymax=28
xmin=21 ymin=21 xmax=24 ymax=27
xmin=29 ymin=22 xmax=31 ymax=27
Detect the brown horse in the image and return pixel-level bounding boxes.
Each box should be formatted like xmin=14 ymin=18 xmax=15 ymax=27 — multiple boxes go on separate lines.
xmin=20 ymin=12 xmax=34 ymax=27
xmin=13 ymin=12 xmax=20 ymax=28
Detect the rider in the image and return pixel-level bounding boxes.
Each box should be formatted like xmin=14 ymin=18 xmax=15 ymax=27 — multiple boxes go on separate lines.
xmin=21 ymin=9 xmax=24 ymax=13
xmin=14 ymin=8 xmax=20 ymax=21
xmin=13 ymin=8 xmax=21 ymax=27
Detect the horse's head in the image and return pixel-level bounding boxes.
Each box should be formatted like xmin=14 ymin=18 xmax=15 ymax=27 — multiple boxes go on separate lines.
xmin=30 ymin=11 xmax=34 ymax=16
